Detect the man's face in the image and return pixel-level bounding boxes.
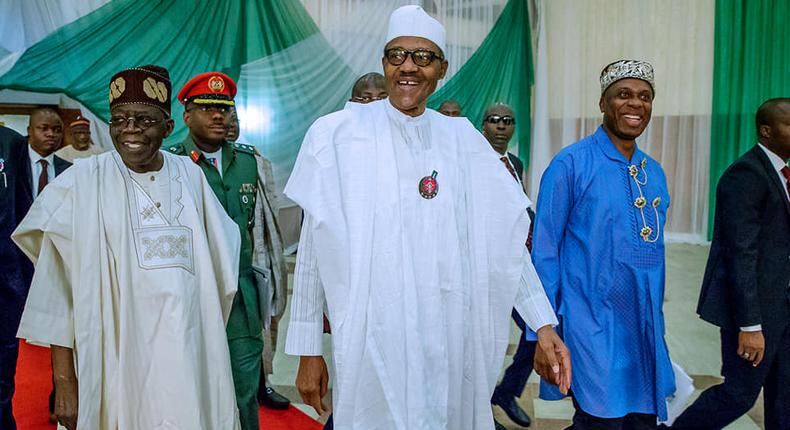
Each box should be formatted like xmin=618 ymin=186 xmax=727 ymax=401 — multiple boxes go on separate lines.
xmin=28 ymin=111 xmax=64 ymax=156
xmin=351 ymin=85 xmax=388 ymax=104
xmin=71 ymin=125 xmax=92 ymax=150
xmin=226 ymin=114 xmax=240 ymax=142
xmin=439 ymin=103 xmax=461 ymax=117
xmin=382 ymin=36 xmax=448 ymax=117
xmin=109 ymin=104 xmax=173 ymax=172
xmin=762 ymin=103 xmax=790 ymax=160
xmin=183 ymin=103 xmax=231 ymax=145
xmin=599 ymin=78 xmax=653 ymax=141
xmin=482 ymin=105 xmax=515 ymax=154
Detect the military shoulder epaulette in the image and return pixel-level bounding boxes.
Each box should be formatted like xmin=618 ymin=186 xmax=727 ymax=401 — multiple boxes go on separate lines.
xmin=233 ymin=142 xmax=256 ymax=155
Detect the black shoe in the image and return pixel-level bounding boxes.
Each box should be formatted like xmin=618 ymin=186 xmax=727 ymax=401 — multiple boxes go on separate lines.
xmin=258 ymin=386 xmax=291 ymax=410
xmin=494 ymin=421 xmax=508 ymax=430
xmin=493 ymin=395 xmax=531 ymax=427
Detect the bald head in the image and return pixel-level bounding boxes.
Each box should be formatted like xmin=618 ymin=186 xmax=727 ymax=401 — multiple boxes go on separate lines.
xmin=756 ymin=97 xmax=790 ymax=161
xmin=438 ymin=100 xmax=462 ymax=117
xmin=351 ymin=73 xmax=387 ymax=103
xmin=28 ymin=107 xmax=64 ymax=157
xmin=484 ymin=103 xmax=514 ymax=119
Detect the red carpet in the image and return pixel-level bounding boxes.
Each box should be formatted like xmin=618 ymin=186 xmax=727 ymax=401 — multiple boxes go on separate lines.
xmin=13 ymin=341 xmax=322 ymax=430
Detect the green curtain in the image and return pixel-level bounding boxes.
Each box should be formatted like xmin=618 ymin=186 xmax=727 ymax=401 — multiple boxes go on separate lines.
xmin=0 ymin=0 xmax=319 ymax=143
xmin=427 ymin=0 xmax=534 ymax=167
xmin=708 ymin=0 xmax=790 ymax=238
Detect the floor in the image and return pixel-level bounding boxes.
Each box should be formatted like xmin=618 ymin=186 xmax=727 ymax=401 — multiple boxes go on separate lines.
xmin=267 ymin=243 xmax=766 ymax=429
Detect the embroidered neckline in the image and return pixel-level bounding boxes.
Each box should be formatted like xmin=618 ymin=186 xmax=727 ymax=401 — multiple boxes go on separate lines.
xmin=628 ymin=158 xmax=661 ymax=243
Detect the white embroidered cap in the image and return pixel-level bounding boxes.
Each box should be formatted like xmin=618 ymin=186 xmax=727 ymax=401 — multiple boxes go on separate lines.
xmin=385 ymin=5 xmax=446 ymax=54
xmin=600 ymin=59 xmax=656 ymax=95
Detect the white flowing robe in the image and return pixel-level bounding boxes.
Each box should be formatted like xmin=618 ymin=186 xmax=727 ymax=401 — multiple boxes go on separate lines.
xmin=284 ymin=100 xmax=558 ymax=430
xmin=14 ymin=151 xmax=241 ymax=430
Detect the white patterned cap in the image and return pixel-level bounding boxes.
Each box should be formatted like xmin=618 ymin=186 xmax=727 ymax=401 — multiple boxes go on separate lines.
xmin=600 ymin=60 xmax=655 ymax=95
xmin=386 ymin=5 xmax=446 ymax=54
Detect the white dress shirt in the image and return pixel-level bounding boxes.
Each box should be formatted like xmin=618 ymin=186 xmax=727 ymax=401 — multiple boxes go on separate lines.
xmin=758 ymin=143 xmax=790 ymax=201
xmin=28 ymin=145 xmax=56 ymax=198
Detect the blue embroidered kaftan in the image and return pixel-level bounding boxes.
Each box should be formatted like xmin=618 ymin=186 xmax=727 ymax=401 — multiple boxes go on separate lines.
xmin=532 ymin=126 xmax=675 ymax=419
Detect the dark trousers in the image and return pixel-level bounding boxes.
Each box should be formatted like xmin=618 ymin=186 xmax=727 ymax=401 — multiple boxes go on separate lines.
xmin=671 ymin=325 xmax=790 ymax=430
xmin=0 ymin=340 xmax=19 ymax=430
xmin=569 ymin=398 xmax=657 ymax=430
xmin=493 ymin=310 xmax=536 ymax=402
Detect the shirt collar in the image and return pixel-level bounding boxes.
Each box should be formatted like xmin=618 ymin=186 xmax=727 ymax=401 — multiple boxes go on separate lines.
xmin=28 ymin=144 xmax=55 ymax=165
xmin=384 ymin=98 xmax=428 ymax=126
xmin=757 ymin=143 xmax=788 ymax=174
xmin=593 ymin=125 xmax=644 ymax=165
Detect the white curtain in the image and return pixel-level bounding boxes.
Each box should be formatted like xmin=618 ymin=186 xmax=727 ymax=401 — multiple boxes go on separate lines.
xmin=0 ymin=0 xmax=113 ymax=150
xmin=0 ymin=0 xmax=109 ymax=76
xmin=529 ymin=0 xmax=714 ymax=242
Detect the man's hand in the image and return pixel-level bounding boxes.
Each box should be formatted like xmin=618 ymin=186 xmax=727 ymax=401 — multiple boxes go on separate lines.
xmin=51 ymin=345 xmax=78 ymax=429
xmin=534 ymin=325 xmax=572 ymax=395
xmin=296 ymin=355 xmax=329 ymax=415
xmin=53 ymin=377 xmax=79 ymax=429
xmin=737 ymin=330 xmax=765 ymax=367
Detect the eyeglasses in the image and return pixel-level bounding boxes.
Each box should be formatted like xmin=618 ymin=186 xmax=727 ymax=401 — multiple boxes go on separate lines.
xmin=384 ymin=48 xmax=444 ymax=67
xmin=350 ymin=95 xmax=387 ymax=103
xmin=188 ymin=105 xmax=231 ymax=114
xmin=485 ymin=115 xmax=515 ymax=126
xmin=108 ymin=115 xmax=165 ymax=129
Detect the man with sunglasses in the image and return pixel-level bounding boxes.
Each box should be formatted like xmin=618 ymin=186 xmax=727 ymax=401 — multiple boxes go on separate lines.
xmin=532 ymin=60 xmax=674 ymax=429
xmin=481 ymin=102 xmax=537 ymax=428
xmin=285 ymin=6 xmax=570 ymax=430
xmin=13 ymin=65 xmax=241 ymax=429
xmin=349 ymin=72 xmax=388 ymax=104
xmin=167 ymin=72 xmax=286 ymax=430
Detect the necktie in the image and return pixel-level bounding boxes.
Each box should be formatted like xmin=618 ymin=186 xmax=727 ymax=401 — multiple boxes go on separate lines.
xmin=781 ymin=166 xmax=790 ymax=200
xmin=38 ymin=159 xmax=49 ymax=194
xmin=500 ymin=156 xmax=518 ymax=182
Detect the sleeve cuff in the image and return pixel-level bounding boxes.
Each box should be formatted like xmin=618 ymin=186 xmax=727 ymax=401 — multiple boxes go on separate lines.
xmin=284 ymin=319 xmax=324 ymax=356
xmin=17 ymin=308 xmax=74 ymax=348
xmin=740 ymin=324 xmax=762 ymax=332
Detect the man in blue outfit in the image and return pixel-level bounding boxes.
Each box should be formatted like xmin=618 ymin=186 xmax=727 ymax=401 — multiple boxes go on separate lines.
xmin=532 ymin=59 xmax=675 ymax=429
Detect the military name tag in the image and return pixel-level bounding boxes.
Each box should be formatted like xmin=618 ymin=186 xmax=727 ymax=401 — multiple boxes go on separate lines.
xmin=418 ymin=170 xmax=438 ymax=199
xmin=240 ymin=183 xmax=257 ymax=193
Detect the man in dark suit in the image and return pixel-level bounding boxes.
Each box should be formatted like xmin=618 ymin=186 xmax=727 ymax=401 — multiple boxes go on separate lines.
xmin=0 ymin=108 xmax=70 ymax=429
xmin=670 ymin=98 xmax=790 ymax=430
xmin=482 ymin=102 xmax=536 ymax=429
xmin=0 ymin=125 xmax=33 ymax=430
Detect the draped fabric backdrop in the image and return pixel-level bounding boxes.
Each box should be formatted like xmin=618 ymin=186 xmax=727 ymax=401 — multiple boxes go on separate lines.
xmin=9 ymin=0 xmax=771 ymax=243
xmin=427 ymin=0 xmax=534 ymax=168
xmin=529 ymin=0 xmax=715 ymax=241
xmin=707 ymin=0 xmax=790 ymax=239
xmin=0 ymin=0 xmax=514 ymax=246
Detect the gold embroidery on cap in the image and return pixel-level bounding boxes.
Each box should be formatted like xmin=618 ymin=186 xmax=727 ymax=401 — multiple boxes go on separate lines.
xmin=143 ymin=77 xmax=168 ymax=102
xmin=208 ymin=75 xmax=225 ymax=93
xmin=109 ymin=77 xmax=126 ymax=102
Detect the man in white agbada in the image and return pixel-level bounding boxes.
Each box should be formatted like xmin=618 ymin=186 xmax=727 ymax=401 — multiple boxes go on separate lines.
xmin=13 ymin=65 xmax=241 ymax=430
xmin=285 ymin=6 xmax=572 ymax=430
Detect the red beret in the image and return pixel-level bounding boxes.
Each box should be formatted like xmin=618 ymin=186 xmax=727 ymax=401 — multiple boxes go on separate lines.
xmin=177 ymin=72 xmax=236 ymax=106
